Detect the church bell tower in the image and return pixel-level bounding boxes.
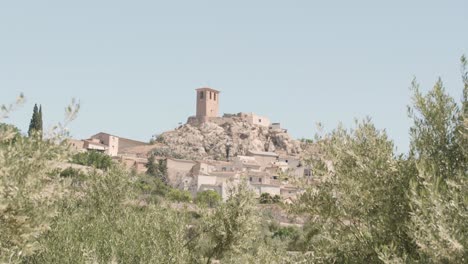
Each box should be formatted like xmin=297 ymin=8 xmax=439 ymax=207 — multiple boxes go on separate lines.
xmin=196 ymin=87 xmax=220 ymax=122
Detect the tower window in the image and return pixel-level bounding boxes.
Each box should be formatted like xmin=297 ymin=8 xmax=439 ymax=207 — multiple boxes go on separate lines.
xmin=200 ymin=92 xmax=204 ymax=99
xmin=214 ymin=93 xmax=217 ymax=101
xmin=210 ymin=92 xmax=212 ymax=100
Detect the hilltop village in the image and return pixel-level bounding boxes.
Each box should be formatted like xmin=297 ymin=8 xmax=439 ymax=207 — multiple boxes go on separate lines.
xmin=68 ymin=88 xmax=313 ymax=201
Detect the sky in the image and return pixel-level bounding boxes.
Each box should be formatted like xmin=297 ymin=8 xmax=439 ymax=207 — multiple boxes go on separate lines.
xmin=1 ymin=0 xmax=467 ymax=154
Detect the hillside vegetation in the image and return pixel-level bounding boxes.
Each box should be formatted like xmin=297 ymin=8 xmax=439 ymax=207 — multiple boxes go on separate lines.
xmin=1 ymin=57 xmax=467 ymax=263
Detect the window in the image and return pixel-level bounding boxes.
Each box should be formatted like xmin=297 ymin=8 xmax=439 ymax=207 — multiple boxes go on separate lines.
xmin=249 ymin=177 xmax=253 ymax=182
xmin=259 ymin=119 xmax=262 ymax=123
xmin=210 ymin=92 xmax=212 ymax=100
xmin=200 ymin=92 xmax=204 ymax=99
xmin=214 ymin=93 xmax=217 ymax=101
xmin=259 ymin=178 xmax=262 ymax=183
xmin=273 ymin=176 xmax=278 ymax=180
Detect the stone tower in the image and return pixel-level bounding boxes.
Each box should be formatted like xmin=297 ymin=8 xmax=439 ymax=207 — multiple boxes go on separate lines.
xmin=196 ymin=87 xmax=220 ymax=122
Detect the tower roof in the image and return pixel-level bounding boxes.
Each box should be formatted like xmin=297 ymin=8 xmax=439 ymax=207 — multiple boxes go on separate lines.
xmin=196 ymin=87 xmax=220 ymax=93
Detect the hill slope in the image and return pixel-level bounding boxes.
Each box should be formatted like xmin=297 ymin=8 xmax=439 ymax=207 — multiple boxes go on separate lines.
xmin=154 ymin=117 xmax=302 ymax=160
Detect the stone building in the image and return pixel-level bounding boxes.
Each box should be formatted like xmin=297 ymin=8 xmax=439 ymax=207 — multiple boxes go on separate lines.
xmin=67 ymin=139 xmax=85 ymax=152
xmin=247 ymin=150 xmax=279 ymax=169
xmin=67 ymin=138 xmax=110 ymax=155
xmin=66 ymin=132 xmax=147 ymax=158
xmin=91 ymin=132 xmax=120 ymax=157
xmin=166 ymin=158 xmax=197 ymax=188
xmin=164 ymin=150 xmax=303 ymax=201
xmin=196 ymin=87 xmax=220 ymax=123
xmin=239 ymin=112 xmax=271 ymax=127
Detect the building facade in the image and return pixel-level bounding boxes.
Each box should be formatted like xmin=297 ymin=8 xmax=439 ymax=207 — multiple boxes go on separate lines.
xmin=91 ymin=133 xmax=120 ymax=157
xmin=196 ymin=87 xmax=220 ymax=123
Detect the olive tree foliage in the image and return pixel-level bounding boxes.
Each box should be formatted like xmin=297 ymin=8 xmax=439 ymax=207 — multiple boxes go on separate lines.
xmin=71 ymin=151 xmax=113 ymax=170
xmin=406 ymin=57 xmax=468 ymax=263
xmin=297 ymin=57 xmax=468 ymax=263
xmin=0 ymin=95 xmax=80 ymax=263
xmin=31 ymin=175 xmax=288 ymax=263
xmin=296 ymin=120 xmax=413 ymax=263
xmin=29 ymin=168 xmax=192 ymax=264
xmin=196 ymin=190 xmax=222 ymax=208
xmin=188 ymin=182 xmax=289 ymax=264
xmin=0 ymin=123 xmax=21 ymax=145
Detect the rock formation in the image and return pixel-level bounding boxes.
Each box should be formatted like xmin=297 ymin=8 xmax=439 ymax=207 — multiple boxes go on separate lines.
xmin=152 ymin=116 xmax=302 ymax=160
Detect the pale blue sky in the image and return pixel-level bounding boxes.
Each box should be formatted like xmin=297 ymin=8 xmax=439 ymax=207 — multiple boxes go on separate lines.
xmin=1 ymin=0 xmax=467 ymax=153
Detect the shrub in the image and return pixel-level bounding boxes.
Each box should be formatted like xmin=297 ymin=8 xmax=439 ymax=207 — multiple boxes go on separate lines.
xmin=71 ymin=151 xmax=113 ymax=170
xmin=59 ymin=167 xmax=85 ymax=178
xmin=195 ymin=190 xmax=222 ymax=208
xmin=135 ymin=175 xmax=171 ymax=197
xmin=168 ymin=189 xmax=192 ymax=203
xmin=259 ymin=193 xmax=281 ymax=204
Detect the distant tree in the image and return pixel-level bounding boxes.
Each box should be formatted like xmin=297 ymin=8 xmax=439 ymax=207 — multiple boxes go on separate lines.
xmin=272 ymin=195 xmax=281 ymax=204
xmin=27 ymin=104 xmax=38 ymax=137
xmin=28 ymin=104 xmax=43 ymax=138
xmin=158 ymin=159 xmax=168 ymax=182
xmin=145 ymin=154 xmax=158 ymax=176
xmin=259 ymin=193 xmax=281 ymax=204
xmin=38 ymin=105 xmax=43 ymax=133
xmin=136 ymin=174 xmax=171 ymax=197
xmin=168 ymin=189 xmax=192 ymax=203
xmin=259 ymin=193 xmax=272 ymax=204
xmin=196 ymin=190 xmax=222 ymax=208
xmin=71 ymin=151 xmax=113 ymax=170
xmin=145 ymin=155 xmax=168 ymax=184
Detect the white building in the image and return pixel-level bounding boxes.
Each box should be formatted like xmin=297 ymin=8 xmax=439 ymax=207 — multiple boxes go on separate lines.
xmin=165 ymin=151 xmax=303 ymax=202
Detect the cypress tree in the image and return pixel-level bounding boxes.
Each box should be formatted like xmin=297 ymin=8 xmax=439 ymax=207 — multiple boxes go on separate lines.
xmin=157 ymin=159 xmax=168 ymax=184
xmin=28 ymin=104 xmax=39 ymax=137
xmin=38 ymin=105 xmax=43 ymax=134
xmin=28 ymin=104 xmax=43 ymax=138
xmin=145 ymin=155 xmax=168 ymax=184
xmin=145 ymin=154 xmax=158 ymax=177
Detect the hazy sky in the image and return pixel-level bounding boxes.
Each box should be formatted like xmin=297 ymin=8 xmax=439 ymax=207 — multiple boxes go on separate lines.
xmin=1 ymin=0 xmax=467 ymax=153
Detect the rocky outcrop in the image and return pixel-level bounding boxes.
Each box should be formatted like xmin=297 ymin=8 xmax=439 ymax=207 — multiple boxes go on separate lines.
xmin=152 ymin=117 xmax=302 ymax=160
